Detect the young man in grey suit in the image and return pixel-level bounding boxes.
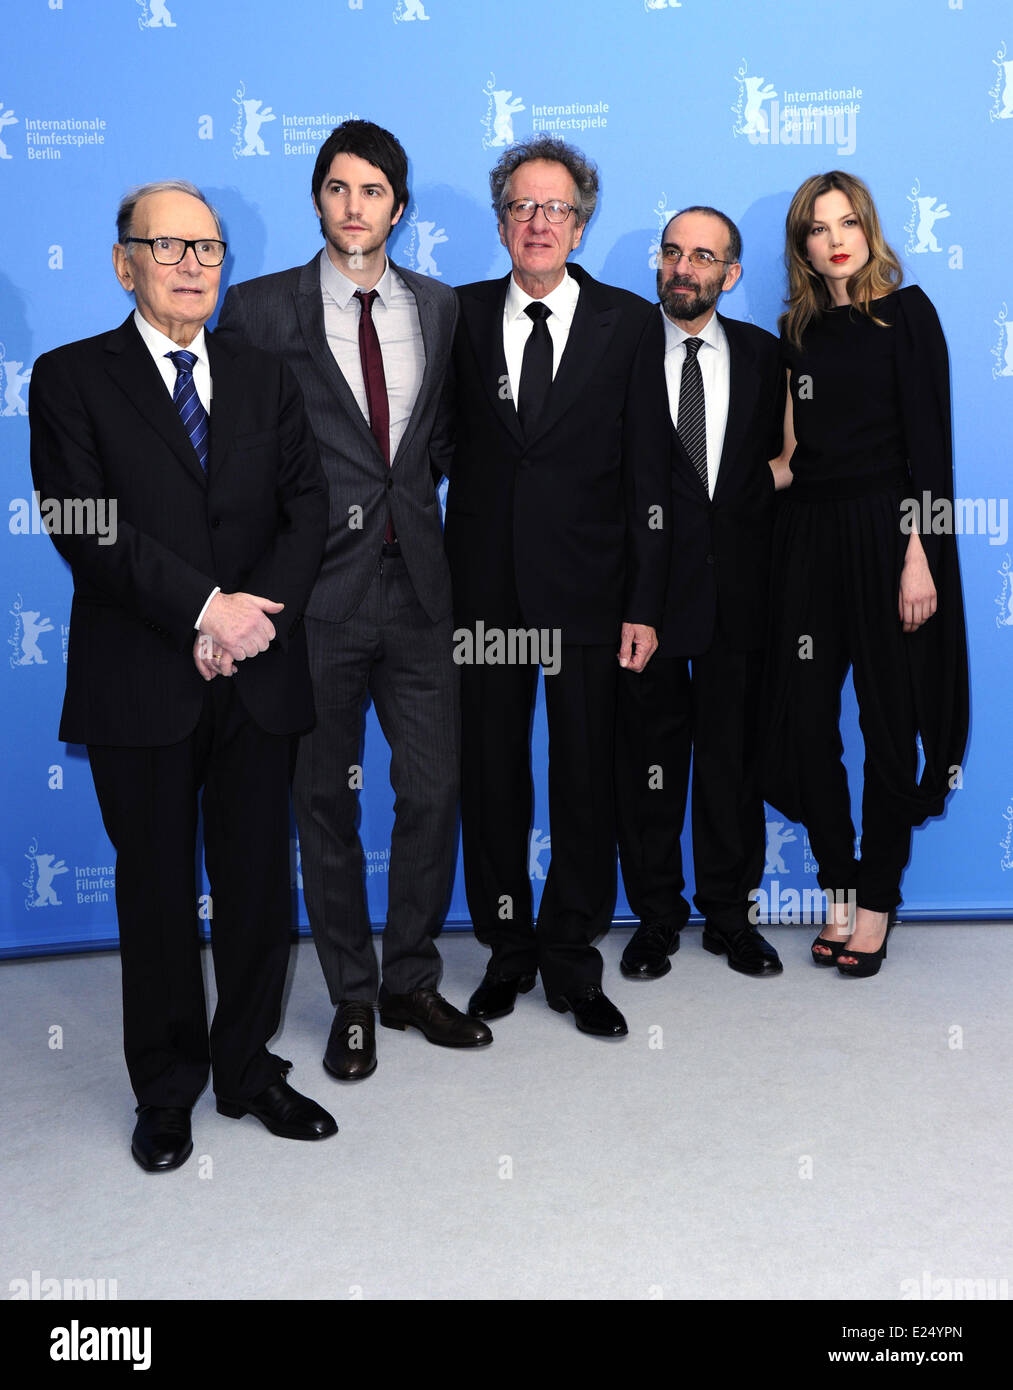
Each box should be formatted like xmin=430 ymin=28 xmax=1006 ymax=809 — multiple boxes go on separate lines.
xmin=218 ymin=121 xmax=490 ymax=1078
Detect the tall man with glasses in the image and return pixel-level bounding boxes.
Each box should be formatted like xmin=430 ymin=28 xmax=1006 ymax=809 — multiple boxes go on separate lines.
xmin=217 ymin=121 xmax=491 ymax=1075
xmin=29 ymin=180 xmax=337 ymax=1171
xmin=615 ymin=206 xmax=785 ymax=980
xmin=442 ymin=136 xmax=670 ymax=1037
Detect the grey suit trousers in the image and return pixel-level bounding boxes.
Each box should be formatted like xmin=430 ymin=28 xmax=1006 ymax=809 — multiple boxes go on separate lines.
xmin=293 ymin=555 xmax=459 ymax=1002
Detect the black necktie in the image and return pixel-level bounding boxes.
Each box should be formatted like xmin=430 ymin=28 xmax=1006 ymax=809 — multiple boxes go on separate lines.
xmin=517 ymin=302 xmax=552 ymax=435
xmin=166 ymin=350 xmax=208 ymax=473
xmin=677 ymin=337 xmax=708 ymax=494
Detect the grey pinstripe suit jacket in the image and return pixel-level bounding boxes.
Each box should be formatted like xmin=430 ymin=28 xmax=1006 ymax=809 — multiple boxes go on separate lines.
xmin=217 ymin=253 xmax=457 ymax=624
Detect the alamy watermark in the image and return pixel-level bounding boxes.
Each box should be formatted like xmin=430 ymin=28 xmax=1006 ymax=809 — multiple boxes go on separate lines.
xmin=748 ymin=102 xmax=858 ymax=155
xmin=9 ymin=1271 xmax=119 ymax=1300
xmin=900 ymin=1270 xmax=1008 ymax=1300
xmin=9 ymin=492 xmax=117 ymax=545
xmin=453 ymin=621 xmax=562 ymax=676
xmin=900 ymin=492 xmax=1008 ymax=546
xmin=749 ymin=882 xmax=855 ymax=925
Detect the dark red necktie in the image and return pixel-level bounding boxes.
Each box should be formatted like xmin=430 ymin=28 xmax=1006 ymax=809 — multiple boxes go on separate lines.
xmin=354 ymin=289 xmax=395 ymax=543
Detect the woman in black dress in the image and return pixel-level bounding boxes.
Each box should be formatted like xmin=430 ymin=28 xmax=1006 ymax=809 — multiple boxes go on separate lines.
xmin=765 ymin=171 xmax=968 ymax=977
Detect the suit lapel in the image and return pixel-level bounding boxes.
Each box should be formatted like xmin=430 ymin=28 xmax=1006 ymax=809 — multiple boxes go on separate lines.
xmin=389 ymin=261 xmax=440 ymax=469
xmin=523 ymin=266 xmax=619 ymax=447
xmin=205 ymin=329 xmax=239 ymax=482
xmin=670 ymin=418 xmax=706 ymax=494
xmin=712 ymin=315 xmax=759 ymax=503
xmin=661 ymin=309 xmax=708 ymax=496
xmin=294 ymin=255 xmax=380 ymax=460
xmin=460 ymin=275 xmax=523 ymax=447
xmin=102 ymin=317 xmax=207 ymax=487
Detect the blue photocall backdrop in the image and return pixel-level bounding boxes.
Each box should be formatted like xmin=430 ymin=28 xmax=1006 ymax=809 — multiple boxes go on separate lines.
xmin=2 ymin=0 xmax=1012 ymax=955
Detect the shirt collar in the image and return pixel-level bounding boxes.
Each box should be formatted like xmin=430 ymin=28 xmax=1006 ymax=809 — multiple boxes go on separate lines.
xmin=505 ymin=266 xmax=580 ymax=329
xmin=133 ymin=308 xmax=208 ymax=365
xmin=319 ymin=248 xmax=394 ymax=310
xmin=661 ymin=304 xmax=726 ymax=355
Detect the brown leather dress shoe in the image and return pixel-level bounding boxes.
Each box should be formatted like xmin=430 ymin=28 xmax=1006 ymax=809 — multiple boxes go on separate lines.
xmin=379 ymin=988 xmax=493 ymax=1047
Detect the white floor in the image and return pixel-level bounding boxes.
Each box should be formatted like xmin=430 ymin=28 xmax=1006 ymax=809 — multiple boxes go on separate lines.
xmin=2 ymin=924 xmax=1011 ymax=1301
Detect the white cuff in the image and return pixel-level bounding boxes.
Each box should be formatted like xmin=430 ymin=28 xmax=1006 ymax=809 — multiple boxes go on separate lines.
xmin=194 ymin=586 xmax=221 ymax=630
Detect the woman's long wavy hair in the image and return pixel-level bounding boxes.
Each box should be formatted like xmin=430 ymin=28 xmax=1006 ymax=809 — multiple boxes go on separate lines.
xmin=780 ymin=170 xmax=902 ymax=349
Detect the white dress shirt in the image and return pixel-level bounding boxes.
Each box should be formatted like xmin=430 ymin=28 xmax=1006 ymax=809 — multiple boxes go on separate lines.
xmin=319 ymin=250 xmax=425 ymax=459
xmin=133 ymin=309 xmax=218 ymax=627
xmin=662 ymin=307 xmax=730 ymax=499
xmin=133 ymin=308 xmax=212 ymax=413
xmin=502 ymin=269 xmax=580 ymax=408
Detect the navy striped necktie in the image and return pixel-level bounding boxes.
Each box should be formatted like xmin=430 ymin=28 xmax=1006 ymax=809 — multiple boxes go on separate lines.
xmin=166 ymin=349 xmax=209 ymax=473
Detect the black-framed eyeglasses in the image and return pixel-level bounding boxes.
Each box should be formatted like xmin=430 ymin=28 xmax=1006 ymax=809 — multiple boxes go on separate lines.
xmin=123 ymin=236 xmax=228 ymax=267
xmin=659 ymin=244 xmax=734 ymax=269
xmin=505 ymin=199 xmax=576 ymax=224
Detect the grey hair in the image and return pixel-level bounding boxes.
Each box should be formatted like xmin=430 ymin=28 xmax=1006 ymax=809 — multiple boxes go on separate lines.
xmin=116 ymin=180 xmax=222 ymax=245
xmin=489 ymin=136 xmax=599 ymax=227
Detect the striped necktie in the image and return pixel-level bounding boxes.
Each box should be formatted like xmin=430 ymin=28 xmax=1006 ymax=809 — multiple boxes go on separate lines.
xmin=166 ymin=349 xmax=209 ymax=473
xmin=677 ymin=336 xmax=708 ymax=494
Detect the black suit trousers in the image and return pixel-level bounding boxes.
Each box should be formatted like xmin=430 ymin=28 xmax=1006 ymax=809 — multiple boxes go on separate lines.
xmin=460 ymin=643 xmax=617 ymax=997
xmin=88 ymin=677 xmax=295 ymax=1108
xmin=616 ymin=632 xmax=766 ymax=933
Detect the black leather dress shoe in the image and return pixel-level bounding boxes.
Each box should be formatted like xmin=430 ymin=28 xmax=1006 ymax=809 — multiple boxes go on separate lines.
xmin=379 ymin=988 xmax=493 ymax=1047
xmin=547 ymin=985 xmax=628 ymax=1037
xmin=323 ymin=1001 xmax=377 ymax=1080
xmin=467 ymin=971 xmax=537 ymax=1020
xmin=702 ymin=924 xmax=783 ymax=975
xmin=216 ymin=1078 xmax=338 ymax=1139
xmin=131 ymin=1105 xmax=193 ymax=1173
xmin=620 ymin=922 xmax=681 ymax=979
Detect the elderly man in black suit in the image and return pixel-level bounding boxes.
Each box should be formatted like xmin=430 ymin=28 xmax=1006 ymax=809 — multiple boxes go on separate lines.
xmin=29 ymin=179 xmax=337 ymax=1171
xmin=217 ymin=121 xmax=490 ymax=1077
xmin=443 ymin=136 xmax=670 ymax=1038
xmin=616 ymin=206 xmax=785 ymax=981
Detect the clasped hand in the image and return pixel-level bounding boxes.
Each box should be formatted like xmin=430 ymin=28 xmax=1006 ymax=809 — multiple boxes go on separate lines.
xmin=193 ymin=591 xmax=284 ymax=681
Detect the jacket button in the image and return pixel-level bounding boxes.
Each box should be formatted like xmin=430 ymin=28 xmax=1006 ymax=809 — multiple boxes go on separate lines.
xmin=705 ymin=554 xmax=714 ymax=565
xmin=386 ymin=477 xmax=393 ymax=491
xmin=211 ymin=519 xmax=221 ymax=529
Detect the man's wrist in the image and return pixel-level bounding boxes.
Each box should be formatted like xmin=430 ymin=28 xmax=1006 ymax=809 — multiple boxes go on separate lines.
xmin=194 ymin=587 xmax=221 ymax=630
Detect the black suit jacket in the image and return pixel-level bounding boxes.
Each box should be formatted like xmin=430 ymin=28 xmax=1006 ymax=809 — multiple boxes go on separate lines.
xmin=443 ymin=264 xmax=670 ymax=645
xmin=29 ymin=314 xmax=328 ymax=745
xmin=660 ymin=311 xmax=784 ymax=657
xmin=217 ymin=255 xmax=458 ymax=625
